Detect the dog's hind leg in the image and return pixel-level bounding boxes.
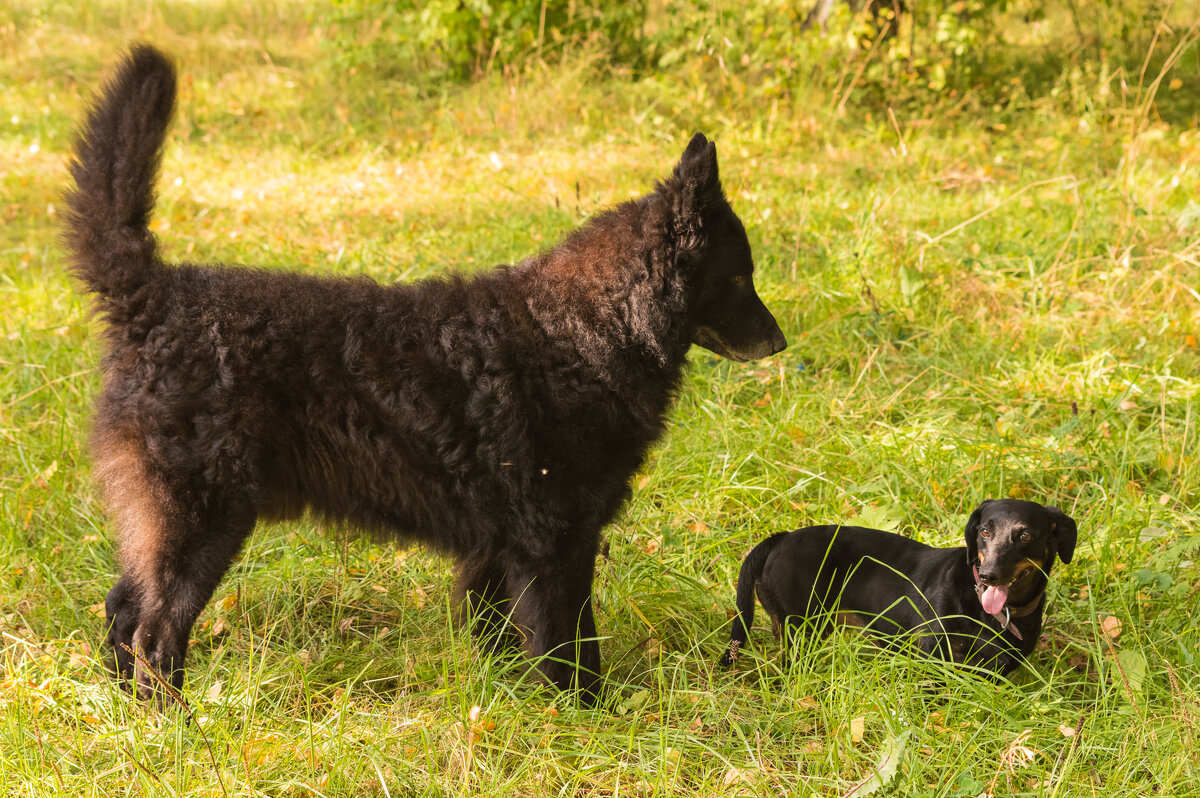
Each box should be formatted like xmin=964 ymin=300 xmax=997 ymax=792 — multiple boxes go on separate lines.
xmin=97 ymin=433 xmax=256 ymax=704
xmin=505 ymin=549 xmax=601 ymax=705
xmin=454 ymin=557 xmax=518 ymax=655
xmin=124 ymin=498 xmax=255 ymax=705
xmin=104 ymin=572 xmax=142 ymax=684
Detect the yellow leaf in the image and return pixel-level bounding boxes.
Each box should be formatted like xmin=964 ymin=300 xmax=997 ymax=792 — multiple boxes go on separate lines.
xmin=850 ymin=716 xmax=866 ymax=743
xmin=798 ymin=695 xmax=819 ymax=709
xmin=220 ymin=593 xmax=238 ymax=611
xmin=722 ymin=766 xmax=756 ymax=787
xmin=35 ymin=460 xmax=58 ymax=489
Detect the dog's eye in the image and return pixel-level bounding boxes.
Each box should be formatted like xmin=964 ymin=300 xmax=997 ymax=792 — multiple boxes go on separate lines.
xmin=1020 ymin=532 xmax=1032 ymax=542
xmin=731 ymin=274 xmax=749 ymax=288
xmin=980 ymin=529 xmax=991 ymax=539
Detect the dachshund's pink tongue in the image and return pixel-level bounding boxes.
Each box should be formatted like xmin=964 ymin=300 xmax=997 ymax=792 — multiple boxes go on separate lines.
xmin=981 ymin=585 xmax=1009 ymax=615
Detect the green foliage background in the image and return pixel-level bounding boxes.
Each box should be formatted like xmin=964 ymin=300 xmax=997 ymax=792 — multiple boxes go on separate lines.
xmin=1 ymin=0 xmax=1199 ymax=795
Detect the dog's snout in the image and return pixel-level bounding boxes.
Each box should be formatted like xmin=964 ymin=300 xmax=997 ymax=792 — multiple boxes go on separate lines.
xmin=978 ymin=569 xmax=1001 ymax=586
xmin=768 ymin=324 xmax=787 ymax=355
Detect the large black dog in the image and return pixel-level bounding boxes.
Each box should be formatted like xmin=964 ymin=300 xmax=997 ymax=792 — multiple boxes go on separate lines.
xmin=721 ymin=500 xmax=1077 ymax=674
xmin=66 ymin=45 xmax=786 ymax=704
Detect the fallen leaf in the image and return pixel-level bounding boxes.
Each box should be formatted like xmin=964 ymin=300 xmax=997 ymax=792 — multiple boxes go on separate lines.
xmin=243 ymin=735 xmax=281 ymax=766
xmin=798 ymin=695 xmax=819 ymax=709
xmin=637 ymin=475 xmax=651 ymax=490
xmin=850 ymin=716 xmax=866 ymax=743
xmin=1100 ymin=615 xmax=1121 ymax=640
xmin=35 ymin=460 xmax=58 ymax=489
xmin=1058 ymin=724 xmax=1076 ymax=737
xmin=207 ymin=680 xmax=223 ymax=701
xmin=470 ymin=716 xmax=496 ymax=741
xmin=722 ymin=766 xmax=757 ymax=787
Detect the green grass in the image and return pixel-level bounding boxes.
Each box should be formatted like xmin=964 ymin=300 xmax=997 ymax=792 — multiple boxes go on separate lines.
xmin=2 ymin=0 xmax=1200 ymax=794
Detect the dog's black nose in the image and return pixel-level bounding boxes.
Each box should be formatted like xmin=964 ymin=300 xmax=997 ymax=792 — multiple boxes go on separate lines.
xmin=978 ymin=570 xmax=1000 ymax=585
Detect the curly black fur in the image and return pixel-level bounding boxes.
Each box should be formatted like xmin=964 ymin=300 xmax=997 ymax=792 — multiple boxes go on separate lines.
xmin=66 ymin=45 xmax=787 ymax=705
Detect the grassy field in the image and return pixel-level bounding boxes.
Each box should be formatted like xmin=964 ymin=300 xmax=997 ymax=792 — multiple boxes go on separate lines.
xmin=2 ymin=0 xmax=1200 ymax=795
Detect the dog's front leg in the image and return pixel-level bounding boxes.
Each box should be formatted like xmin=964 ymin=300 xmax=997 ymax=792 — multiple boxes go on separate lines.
xmin=505 ymin=549 xmax=601 ymax=706
xmin=453 ymin=556 xmax=519 ymax=654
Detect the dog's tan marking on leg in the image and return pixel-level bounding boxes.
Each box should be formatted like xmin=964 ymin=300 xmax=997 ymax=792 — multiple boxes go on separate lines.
xmin=834 ymin=611 xmax=867 ymax=629
xmin=92 ymin=430 xmax=170 ymax=588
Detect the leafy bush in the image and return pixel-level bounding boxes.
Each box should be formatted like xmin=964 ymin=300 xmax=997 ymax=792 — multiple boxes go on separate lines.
xmin=327 ymin=0 xmax=647 ymax=79
xmin=323 ymin=0 xmax=1196 ymax=121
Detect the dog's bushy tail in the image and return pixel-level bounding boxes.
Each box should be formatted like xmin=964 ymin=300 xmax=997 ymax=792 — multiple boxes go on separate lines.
xmin=719 ymin=531 xmax=789 ymax=666
xmin=65 ymin=44 xmax=175 ymax=324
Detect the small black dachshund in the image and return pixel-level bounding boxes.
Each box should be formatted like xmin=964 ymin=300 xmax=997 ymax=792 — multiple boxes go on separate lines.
xmin=720 ymin=499 xmax=1077 ymax=674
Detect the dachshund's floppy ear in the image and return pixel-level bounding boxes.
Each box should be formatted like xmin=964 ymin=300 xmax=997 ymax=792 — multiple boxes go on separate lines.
xmin=1046 ymin=506 xmax=1078 ymax=564
xmin=963 ymin=500 xmax=993 ymax=564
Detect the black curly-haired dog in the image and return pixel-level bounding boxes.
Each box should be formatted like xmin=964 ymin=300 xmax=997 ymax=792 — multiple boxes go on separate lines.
xmin=720 ymin=500 xmax=1077 ymax=674
xmin=65 ymin=45 xmax=786 ymax=705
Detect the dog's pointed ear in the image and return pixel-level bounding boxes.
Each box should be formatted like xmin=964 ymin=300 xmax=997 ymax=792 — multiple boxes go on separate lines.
xmin=963 ymin=500 xmax=992 ymax=564
xmin=673 ymin=132 xmax=722 ymax=207
xmin=1046 ymin=506 xmax=1078 ymax=564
